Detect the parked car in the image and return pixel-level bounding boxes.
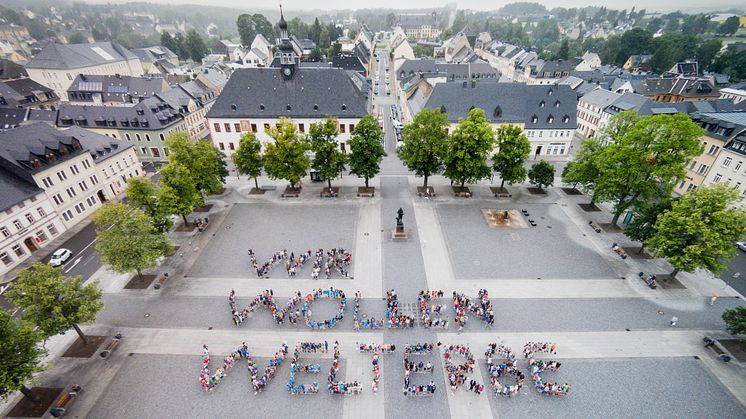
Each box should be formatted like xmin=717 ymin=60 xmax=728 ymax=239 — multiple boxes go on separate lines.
xmin=737 ymin=241 xmax=746 ymax=252
xmin=49 ymin=248 xmax=72 ymax=267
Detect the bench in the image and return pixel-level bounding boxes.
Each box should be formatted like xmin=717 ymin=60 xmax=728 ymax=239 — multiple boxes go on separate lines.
xmin=588 ymin=221 xmax=602 ymax=233
xmin=99 ymin=333 xmax=122 ymax=359
xmin=455 ymin=191 xmax=471 ymax=198
xmin=528 ymin=219 xmax=537 ymax=227
xmin=49 ymin=385 xmax=82 ymax=417
xmin=703 ymin=337 xmax=732 ymax=362
xmin=495 ymin=192 xmax=512 ymax=198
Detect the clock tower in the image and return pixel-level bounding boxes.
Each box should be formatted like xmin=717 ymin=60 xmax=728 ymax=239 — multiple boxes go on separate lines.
xmin=277 ymin=6 xmax=296 ymax=80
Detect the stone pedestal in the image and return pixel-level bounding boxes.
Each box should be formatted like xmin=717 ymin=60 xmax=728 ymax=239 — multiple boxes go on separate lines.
xmin=392 ymin=227 xmax=409 ymax=241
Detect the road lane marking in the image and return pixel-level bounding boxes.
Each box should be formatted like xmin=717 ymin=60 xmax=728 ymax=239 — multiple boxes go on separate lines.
xmin=65 ymin=257 xmax=82 ymax=273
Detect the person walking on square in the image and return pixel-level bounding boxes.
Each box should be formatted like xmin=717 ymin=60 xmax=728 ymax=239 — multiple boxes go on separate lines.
xmin=710 ymin=293 xmax=719 ymax=305
xmin=670 ymin=315 xmax=678 ymax=326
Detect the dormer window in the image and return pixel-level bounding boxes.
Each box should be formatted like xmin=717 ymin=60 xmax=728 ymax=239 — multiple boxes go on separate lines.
xmin=341 ymin=104 xmax=347 ymax=111
xmin=259 ymin=104 xmax=265 ymax=111
xmin=547 ymin=88 xmax=553 ymax=95
xmin=531 ymin=115 xmax=538 ymax=124
xmin=59 ymin=146 xmax=69 ymax=156
xmin=31 ymin=159 xmax=41 ymax=168
xmin=286 ymin=104 xmax=291 ymax=111
xmin=554 ymin=100 xmax=561 ymax=108
xmin=440 ymin=105 xmax=446 ymax=114
xmin=547 ymin=115 xmax=554 ymax=124
xmin=539 ymin=101 xmax=545 ymax=108
xmin=563 ymin=115 xmax=570 ymax=123
xmin=46 ymin=153 xmax=56 ymax=162
xmin=494 ymin=106 xmax=502 ymax=118
xmin=230 ymin=104 xmax=237 ymax=111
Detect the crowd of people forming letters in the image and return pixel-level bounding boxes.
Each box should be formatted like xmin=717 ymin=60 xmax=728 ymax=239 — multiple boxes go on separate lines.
xmin=247 ymin=248 xmax=351 ymax=278
xmin=228 ymin=287 xmax=346 ymax=330
xmin=212 ymin=287 xmax=571 ymax=398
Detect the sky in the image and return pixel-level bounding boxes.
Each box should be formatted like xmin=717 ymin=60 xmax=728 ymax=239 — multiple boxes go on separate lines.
xmin=88 ymin=0 xmax=743 ymax=13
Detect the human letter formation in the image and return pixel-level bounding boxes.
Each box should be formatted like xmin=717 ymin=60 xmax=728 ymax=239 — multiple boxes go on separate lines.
xmin=200 ymin=341 xmax=569 ymax=397
xmin=248 ymin=248 xmax=351 ymax=278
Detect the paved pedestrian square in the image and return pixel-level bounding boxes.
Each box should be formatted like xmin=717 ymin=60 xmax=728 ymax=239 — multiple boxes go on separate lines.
xmin=478 ymin=357 xmax=745 ymax=418
xmin=87 ymin=354 xmax=346 ymax=419
xmin=189 ymin=203 xmax=358 ymax=278
xmin=436 ymin=203 xmax=616 ymax=279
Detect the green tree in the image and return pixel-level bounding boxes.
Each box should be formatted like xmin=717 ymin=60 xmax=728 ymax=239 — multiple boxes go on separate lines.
xmin=444 ymin=108 xmax=495 ymax=190
xmin=0 ymin=309 xmax=46 ymax=401
xmin=159 ymin=163 xmax=204 ymax=225
xmin=67 ymin=31 xmax=87 ymax=44
xmin=184 ymin=28 xmax=207 ymax=62
xmin=722 ymin=306 xmax=746 ymax=338
xmin=648 ymin=185 xmax=746 ymax=278
xmin=165 ymin=134 xmax=226 ymax=195
xmin=712 ymin=46 xmax=746 ymax=81
xmin=126 ymin=177 xmax=171 ymax=231
xmin=623 ymin=196 xmax=674 ymax=253
xmin=556 ymin=39 xmax=570 ymax=60
xmin=561 ymin=138 xmax=604 ymax=202
xmin=594 ymin=112 xmax=704 ymax=225
xmin=93 ymin=203 xmax=171 ymax=283
xmin=310 ymin=18 xmax=322 ymax=44
xmin=697 ymin=39 xmax=723 ymax=73
xmin=718 ymin=16 xmax=741 ymax=36
xmin=232 ymin=132 xmax=264 ymax=189
xmin=528 ymin=160 xmax=555 ymax=189
xmin=6 ymin=263 xmax=103 ymax=344
xmin=398 ymin=108 xmax=449 ymax=190
xmin=263 ymin=118 xmax=309 ymax=189
xmin=309 ymin=117 xmax=346 ymax=189
xmin=348 ymin=115 xmax=386 ymax=189
xmin=237 ymin=13 xmax=276 ymax=46
xmin=160 ymin=31 xmax=181 ymax=58
xmin=492 ymin=124 xmax=531 ymax=190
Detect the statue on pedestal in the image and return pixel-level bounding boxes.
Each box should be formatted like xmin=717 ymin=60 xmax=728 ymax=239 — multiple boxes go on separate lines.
xmin=396 ymin=208 xmax=404 ymax=232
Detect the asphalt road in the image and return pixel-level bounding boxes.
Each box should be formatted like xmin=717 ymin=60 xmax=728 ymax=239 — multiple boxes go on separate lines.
xmin=721 ymin=249 xmax=746 ymax=297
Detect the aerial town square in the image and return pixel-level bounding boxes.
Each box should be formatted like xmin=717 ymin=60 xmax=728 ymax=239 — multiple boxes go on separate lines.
xmin=1 ymin=1 xmax=746 ymax=419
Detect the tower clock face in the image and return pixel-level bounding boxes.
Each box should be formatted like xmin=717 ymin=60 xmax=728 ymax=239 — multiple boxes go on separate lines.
xmin=283 ymin=67 xmax=292 ymax=76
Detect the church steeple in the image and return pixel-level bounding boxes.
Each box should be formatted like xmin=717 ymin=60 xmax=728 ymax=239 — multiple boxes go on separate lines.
xmin=276 ymin=5 xmax=296 ymax=79
xmin=279 ymin=5 xmax=288 ymax=40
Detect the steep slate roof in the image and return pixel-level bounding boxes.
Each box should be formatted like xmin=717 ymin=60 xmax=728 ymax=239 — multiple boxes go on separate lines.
xmin=26 ymin=42 xmax=137 ymax=70
xmin=579 ymin=88 xmax=620 ymax=108
xmin=423 ymin=82 xmax=577 ymax=130
xmin=56 ymin=100 xmax=183 ymax=131
xmin=207 ymin=67 xmax=367 ymax=119
xmin=0 ymin=78 xmax=56 ymax=107
xmin=0 ymin=107 xmax=27 ymax=130
xmin=0 ymin=58 xmax=28 ymax=79
xmin=397 ymin=59 xmax=499 ymax=81
xmin=0 ymin=122 xmax=87 ymax=182
xmin=332 ymin=55 xmax=366 ymax=73
xmin=0 ymin=167 xmax=42 ymax=212
xmin=131 ymin=46 xmax=178 ymax=64
xmin=62 ymin=125 xmax=133 ymax=162
xmin=398 ymin=13 xmax=438 ymax=30
xmin=67 ymin=74 xmax=168 ymax=103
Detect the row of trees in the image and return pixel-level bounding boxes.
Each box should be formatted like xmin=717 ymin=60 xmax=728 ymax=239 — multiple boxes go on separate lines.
xmin=562 ymin=111 xmax=746 ymax=279
xmin=397 ymin=108 xmax=555 ymax=192
xmin=160 ymin=29 xmax=209 ymax=63
xmin=232 ymin=116 xmax=386 ymax=191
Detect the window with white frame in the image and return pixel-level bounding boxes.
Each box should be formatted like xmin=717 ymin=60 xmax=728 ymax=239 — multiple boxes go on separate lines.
xmin=37 ymin=207 xmax=46 ymax=217
xmin=713 ymin=173 xmax=722 ymax=183
xmin=0 ymin=226 xmax=9 ymax=237
xmin=25 ymin=213 xmax=34 ymax=223
xmin=12 ymin=244 xmax=24 ymax=257
xmin=0 ymin=251 xmax=12 ymax=266
xmin=36 ymin=230 xmax=48 ymax=243
xmin=12 ymin=219 xmax=22 ymax=230
xmin=723 ymin=157 xmax=732 ymax=167
xmin=47 ymin=223 xmax=59 ymax=236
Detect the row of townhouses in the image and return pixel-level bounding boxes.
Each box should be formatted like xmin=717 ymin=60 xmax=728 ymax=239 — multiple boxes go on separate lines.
xmin=0 ymin=122 xmax=142 ymax=276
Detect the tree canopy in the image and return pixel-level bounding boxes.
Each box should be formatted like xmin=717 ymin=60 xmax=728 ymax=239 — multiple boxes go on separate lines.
xmin=237 ymin=13 xmax=276 ymax=46
xmin=6 ymin=263 xmax=103 ymax=343
xmin=492 ymin=124 xmax=531 ymax=189
xmin=232 ymin=132 xmax=264 ymax=189
xmin=183 ymin=28 xmax=208 ymax=62
xmin=647 ymin=184 xmax=746 ymax=278
xmin=398 ymin=108 xmax=449 ymax=189
xmin=263 ymin=118 xmax=310 ymax=189
xmin=93 ymin=203 xmax=172 ymax=282
xmin=348 ymin=115 xmax=386 ymax=189
xmin=159 ymin=162 xmax=204 ymax=225
xmin=164 ymin=134 xmax=226 ymax=196
xmin=126 ymin=177 xmax=171 ymax=231
xmin=722 ymin=306 xmax=746 ymax=338
xmin=444 ymin=108 xmax=495 ymax=189
xmin=309 ymin=117 xmax=346 ymax=189
xmin=594 ymin=112 xmax=704 ymax=225
xmin=0 ymin=309 xmax=46 ymax=401
xmin=561 ymin=137 xmax=603 ymax=202
xmin=528 ymin=160 xmax=555 ymax=189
